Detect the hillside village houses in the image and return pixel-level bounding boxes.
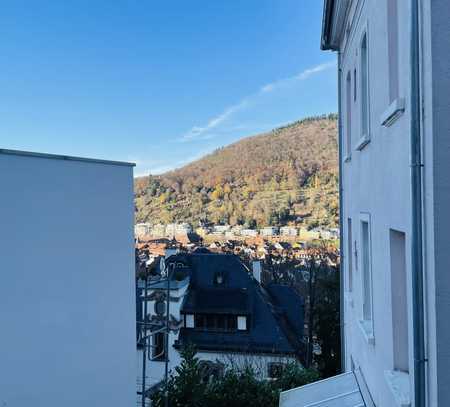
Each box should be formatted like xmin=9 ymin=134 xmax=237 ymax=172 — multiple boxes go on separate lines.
xmin=135 ymin=221 xmax=340 ymax=244
xmin=281 ymin=0 xmax=450 ymax=406
xmin=261 ymin=226 xmax=279 ymax=237
xmin=0 ymin=150 xmax=136 ymax=406
xmin=280 ymin=225 xmax=299 ymax=237
xmin=136 ymin=251 xmax=305 ymax=395
xmin=135 ymin=222 xmax=152 ymax=237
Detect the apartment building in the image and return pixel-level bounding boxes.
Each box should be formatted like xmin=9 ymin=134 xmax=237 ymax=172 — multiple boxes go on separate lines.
xmin=135 ymin=222 xmax=151 ymax=237
xmin=0 ymin=149 xmax=136 ymax=406
xmin=281 ymin=0 xmax=450 ymax=406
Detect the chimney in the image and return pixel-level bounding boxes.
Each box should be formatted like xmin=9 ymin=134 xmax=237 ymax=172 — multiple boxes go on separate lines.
xmin=252 ymin=260 xmax=262 ymax=283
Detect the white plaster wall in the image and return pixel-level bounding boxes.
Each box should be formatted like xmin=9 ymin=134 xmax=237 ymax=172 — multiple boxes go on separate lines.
xmin=339 ymin=0 xmax=415 ymax=406
xmin=339 ymin=0 xmax=450 ymax=405
xmin=196 ymin=351 xmax=298 ymax=380
xmin=0 ymin=152 xmax=136 ymax=407
xmin=137 ymin=331 xmax=183 ymax=388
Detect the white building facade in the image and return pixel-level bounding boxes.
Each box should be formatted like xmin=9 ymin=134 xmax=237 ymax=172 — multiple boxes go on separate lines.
xmin=282 ymin=1 xmax=450 ymax=406
xmin=0 ymin=150 xmax=136 ymax=406
xmin=135 ymin=222 xmax=151 ymax=237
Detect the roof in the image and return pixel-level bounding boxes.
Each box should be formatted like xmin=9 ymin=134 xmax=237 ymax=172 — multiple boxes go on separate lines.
xmin=176 ymin=328 xmax=295 ymax=355
xmin=0 ymin=148 xmax=135 ymax=167
xmin=146 ymin=276 xmax=190 ymax=290
xmin=321 ymin=0 xmax=350 ymax=51
xmin=182 ymin=288 xmax=250 ymax=315
xmin=167 ymin=253 xmax=253 ymax=289
xmin=279 ymin=372 xmax=366 ymax=407
xmin=265 ymin=284 xmax=304 ymax=338
xmin=170 ymin=252 xmax=305 ymax=357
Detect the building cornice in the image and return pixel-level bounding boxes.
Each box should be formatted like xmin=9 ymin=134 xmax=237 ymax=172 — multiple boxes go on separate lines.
xmin=321 ymin=0 xmax=351 ymax=51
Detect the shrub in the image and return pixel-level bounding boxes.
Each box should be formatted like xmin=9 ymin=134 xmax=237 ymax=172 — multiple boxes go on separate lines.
xmin=150 ymin=347 xmax=320 ymax=407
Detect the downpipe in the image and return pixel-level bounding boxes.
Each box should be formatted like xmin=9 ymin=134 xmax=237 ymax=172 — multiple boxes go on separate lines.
xmin=410 ymin=0 xmax=426 ymax=405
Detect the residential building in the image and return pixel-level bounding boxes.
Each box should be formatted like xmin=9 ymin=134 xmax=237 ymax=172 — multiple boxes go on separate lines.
xmin=231 ymin=225 xmax=244 ymax=236
xmin=137 ymin=252 xmax=305 ymax=394
xmin=151 ymin=223 xmax=166 ymax=237
xmin=196 ymin=226 xmax=210 ymax=237
xmin=165 ymin=222 xmax=193 ymax=237
xmin=281 ymin=1 xmax=450 ymax=406
xmin=135 ymin=222 xmax=151 ymax=237
xmin=298 ymin=227 xmax=320 ymax=240
xmin=0 ymin=149 xmax=136 ymax=406
xmin=241 ymin=228 xmax=259 ymax=237
xmin=260 ymin=226 xmax=279 ymax=237
xmin=212 ymin=224 xmax=231 ymax=233
xmin=280 ymin=226 xmax=298 ymax=237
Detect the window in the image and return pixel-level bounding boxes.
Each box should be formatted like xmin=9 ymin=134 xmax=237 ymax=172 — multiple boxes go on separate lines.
xmin=387 ymin=0 xmax=399 ymax=103
xmin=361 ymin=217 xmax=373 ymax=325
xmin=268 ymin=362 xmax=285 ymax=379
xmin=214 ymin=271 xmax=226 ymax=285
xmin=200 ymin=361 xmax=224 ymax=383
xmin=360 ymin=32 xmax=370 ymax=145
xmin=194 ymin=314 xmax=238 ymax=332
xmin=381 ymin=0 xmax=404 ymax=126
xmin=353 ymin=68 xmax=357 ymax=102
xmin=390 ymin=230 xmax=409 ymax=372
xmin=226 ymin=315 xmax=238 ymax=330
xmin=152 ymin=332 xmax=166 ymax=361
xmin=345 ymin=71 xmax=352 ymax=159
xmin=195 ymin=314 xmax=206 ymax=329
xmin=185 ymin=313 xmax=194 ymax=328
xmin=347 ymin=218 xmax=353 ymax=292
xmin=237 ymin=315 xmax=247 ymax=330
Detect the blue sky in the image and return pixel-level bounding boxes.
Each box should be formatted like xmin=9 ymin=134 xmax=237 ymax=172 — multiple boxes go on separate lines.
xmin=0 ymin=1 xmax=337 ymax=176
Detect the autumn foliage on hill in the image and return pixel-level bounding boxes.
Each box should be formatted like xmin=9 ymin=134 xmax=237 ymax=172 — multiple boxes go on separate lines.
xmin=134 ymin=114 xmax=338 ymax=229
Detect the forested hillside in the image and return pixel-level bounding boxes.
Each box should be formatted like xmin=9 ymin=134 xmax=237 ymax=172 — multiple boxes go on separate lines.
xmin=134 ymin=114 xmax=338 ymax=229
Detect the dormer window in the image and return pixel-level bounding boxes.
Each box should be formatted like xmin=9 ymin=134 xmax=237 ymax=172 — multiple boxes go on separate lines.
xmin=193 ymin=314 xmax=238 ymax=332
xmin=214 ymin=271 xmax=226 ymax=285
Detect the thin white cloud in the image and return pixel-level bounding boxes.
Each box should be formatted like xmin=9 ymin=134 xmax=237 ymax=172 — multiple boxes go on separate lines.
xmin=179 ymin=60 xmax=336 ymax=142
xmin=259 ymin=60 xmax=337 ymax=93
xmin=181 ymin=99 xmax=250 ymax=141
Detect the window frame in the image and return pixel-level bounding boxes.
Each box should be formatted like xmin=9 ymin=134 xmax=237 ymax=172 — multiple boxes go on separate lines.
xmin=347 ymin=217 xmax=353 ymax=294
xmin=381 ymin=0 xmax=405 ymax=127
xmin=345 ymin=71 xmax=353 ymax=162
xmin=193 ymin=313 xmax=239 ymax=332
xmin=389 ymin=229 xmax=409 ymax=373
xmin=358 ymin=212 xmax=374 ymax=344
xmin=356 ymin=27 xmax=371 ymax=151
xmin=151 ymin=332 xmax=166 ymax=361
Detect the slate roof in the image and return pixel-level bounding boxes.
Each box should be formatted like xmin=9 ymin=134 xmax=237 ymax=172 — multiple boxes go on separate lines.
xmin=167 ymin=252 xmax=305 ymax=359
xmin=265 ymin=284 xmax=305 ymax=339
xmin=182 ymin=288 xmax=250 ymax=315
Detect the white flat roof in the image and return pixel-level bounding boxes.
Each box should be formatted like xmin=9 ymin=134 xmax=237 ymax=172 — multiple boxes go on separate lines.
xmin=0 ymin=148 xmax=135 ymax=167
xmin=279 ymin=372 xmax=365 ymax=407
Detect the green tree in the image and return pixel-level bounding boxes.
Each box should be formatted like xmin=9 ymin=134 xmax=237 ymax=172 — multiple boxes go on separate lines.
xmin=151 ymin=345 xmax=206 ymax=407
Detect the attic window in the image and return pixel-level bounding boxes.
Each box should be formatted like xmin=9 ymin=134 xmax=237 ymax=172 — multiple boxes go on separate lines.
xmin=237 ymin=316 xmax=247 ymax=331
xmin=214 ymin=271 xmax=226 ymax=285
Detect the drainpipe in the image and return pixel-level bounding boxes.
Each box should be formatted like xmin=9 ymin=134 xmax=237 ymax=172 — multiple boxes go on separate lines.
xmin=410 ymin=0 xmax=426 ymax=405
xmin=337 ymin=51 xmax=345 ymax=372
